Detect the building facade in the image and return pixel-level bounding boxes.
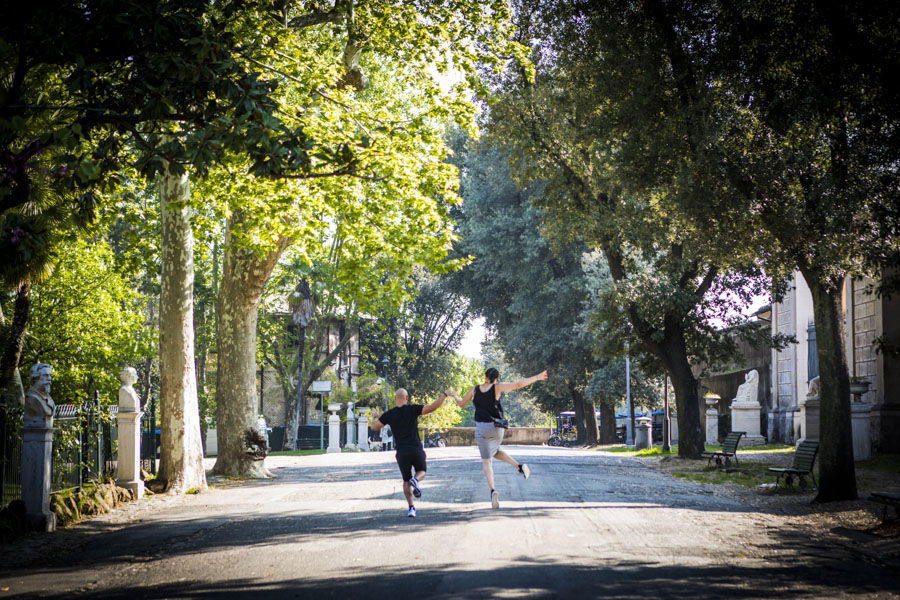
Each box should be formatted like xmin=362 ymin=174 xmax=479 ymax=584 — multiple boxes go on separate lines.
xmin=770 ymin=271 xmax=900 ymax=451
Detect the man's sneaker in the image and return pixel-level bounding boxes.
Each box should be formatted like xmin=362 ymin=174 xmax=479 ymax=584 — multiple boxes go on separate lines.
xmin=491 ymin=490 xmax=500 ymax=509
xmin=407 ymin=506 xmax=417 ymax=518
xmin=519 ymin=464 xmax=531 ymax=480
xmin=409 ymin=477 xmax=422 ymax=498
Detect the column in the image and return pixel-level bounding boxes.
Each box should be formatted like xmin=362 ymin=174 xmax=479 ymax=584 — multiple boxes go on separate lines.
xmin=357 ymin=408 xmax=370 ymax=451
xmin=327 ymin=403 xmax=342 ymax=453
xmin=705 ymin=394 xmax=720 ymax=445
xmin=21 ymin=425 xmax=56 ymax=531
xmin=116 ymin=410 xmax=144 ymax=499
xmin=344 ymin=404 xmax=357 ymax=450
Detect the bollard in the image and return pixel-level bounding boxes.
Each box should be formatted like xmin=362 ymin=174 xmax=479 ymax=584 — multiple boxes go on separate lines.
xmin=327 ymin=403 xmax=342 ymax=453
xmin=116 ymin=367 xmax=144 ymax=499
xmin=357 ymin=408 xmax=370 ymax=451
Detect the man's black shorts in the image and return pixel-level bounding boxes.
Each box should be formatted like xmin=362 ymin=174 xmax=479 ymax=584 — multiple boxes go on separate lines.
xmin=395 ymin=446 xmax=427 ymax=481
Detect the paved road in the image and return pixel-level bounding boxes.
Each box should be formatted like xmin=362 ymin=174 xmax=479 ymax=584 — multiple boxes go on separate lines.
xmin=0 ymin=446 xmax=895 ymax=599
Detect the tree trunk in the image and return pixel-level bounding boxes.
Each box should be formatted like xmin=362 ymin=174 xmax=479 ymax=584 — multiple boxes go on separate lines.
xmin=284 ymin=326 xmax=306 ymax=451
xmin=0 ymin=285 xmax=28 ymax=406
xmin=598 ymin=397 xmax=618 ymax=444
xmin=570 ymin=385 xmax=598 ymax=446
xmin=664 ymin=332 xmax=705 ymax=459
xmin=211 ymin=212 xmax=289 ymax=477
xmin=572 ymin=389 xmax=586 ymax=445
xmin=804 ymin=270 xmax=857 ymax=502
xmin=157 ymin=166 xmax=207 ymax=493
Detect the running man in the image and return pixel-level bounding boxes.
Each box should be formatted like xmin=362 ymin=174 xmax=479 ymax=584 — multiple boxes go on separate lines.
xmin=371 ymin=388 xmax=455 ymax=517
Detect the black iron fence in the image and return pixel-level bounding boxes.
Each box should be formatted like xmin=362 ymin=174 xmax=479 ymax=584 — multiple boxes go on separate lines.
xmin=51 ymin=399 xmax=118 ymax=493
xmin=0 ymin=403 xmax=23 ymax=507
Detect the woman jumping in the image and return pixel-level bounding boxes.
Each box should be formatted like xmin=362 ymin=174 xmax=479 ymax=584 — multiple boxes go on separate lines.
xmin=457 ymin=367 xmax=548 ymax=509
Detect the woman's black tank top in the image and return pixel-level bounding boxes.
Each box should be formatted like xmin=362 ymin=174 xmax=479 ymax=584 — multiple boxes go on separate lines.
xmin=473 ymin=384 xmax=502 ymax=423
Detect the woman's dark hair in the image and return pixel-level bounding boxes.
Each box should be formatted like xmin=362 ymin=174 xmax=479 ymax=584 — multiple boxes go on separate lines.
xmin=485 ymin=368 xmax=500 ymax=383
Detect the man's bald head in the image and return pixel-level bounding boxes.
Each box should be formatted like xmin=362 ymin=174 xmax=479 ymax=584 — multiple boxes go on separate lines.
xmin=395 ymin=388 xmax=409 ymax=405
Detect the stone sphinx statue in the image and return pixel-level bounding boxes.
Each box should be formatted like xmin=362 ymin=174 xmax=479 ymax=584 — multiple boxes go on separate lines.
xmin=118 ymin=367 xmax=141 ymax=412
xmin=732 ymin=369 xmax=760 ymax=407
xmin=23 ymin=363 xmax=55 ymax=428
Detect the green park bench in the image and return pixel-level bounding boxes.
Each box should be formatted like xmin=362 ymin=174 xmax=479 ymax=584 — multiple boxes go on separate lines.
xmin=869 ymin=492 xmax=900 ymax=523
xmin=701 ymin=431 xmax=745 ymax=468
xmin=768 ymin=440 xmax=819 ymax=489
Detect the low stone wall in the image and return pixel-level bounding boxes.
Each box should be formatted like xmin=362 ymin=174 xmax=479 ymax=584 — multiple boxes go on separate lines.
xmin=423 ymin=427 xmax=550 ymax=446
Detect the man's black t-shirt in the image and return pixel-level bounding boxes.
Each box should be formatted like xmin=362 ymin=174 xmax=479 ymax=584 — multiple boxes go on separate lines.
xmin=378 ymin=404 xmax=424 ymax=449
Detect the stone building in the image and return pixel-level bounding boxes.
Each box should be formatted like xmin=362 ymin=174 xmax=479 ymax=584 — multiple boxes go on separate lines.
xmin=770 ymin=271 xmax=900 ymax=451
xmin=258 ymin=317 xmax=361 ymax=428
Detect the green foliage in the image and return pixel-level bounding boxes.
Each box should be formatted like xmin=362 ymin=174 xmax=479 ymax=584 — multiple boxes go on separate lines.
xmin=14 ymin=237 xmax=154 ymax=403
xmin=449 ymin=138 xmax=600 ymax=413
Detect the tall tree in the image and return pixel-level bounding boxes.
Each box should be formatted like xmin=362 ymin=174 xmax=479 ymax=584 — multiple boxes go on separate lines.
xmin=451 ymin=140 xmax=601 ymax=444
xmin=486 ymin=1 xmax=771 ymax=458
xmin=157 ymin=166 xmax=206 ymax=491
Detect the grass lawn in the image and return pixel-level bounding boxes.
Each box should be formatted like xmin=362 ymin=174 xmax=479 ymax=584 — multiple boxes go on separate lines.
xmin=267 ymin=448 xmax=357 ymax=456
xmin=268 ymin=448 xmax=328 ymax=456
xmin=670 ymin=462 xmax=801 ymax=489
xmin=856 ymin=453 xmax=900 ymax=475
xmin=596 ymin=442 xmax=793 ymax=458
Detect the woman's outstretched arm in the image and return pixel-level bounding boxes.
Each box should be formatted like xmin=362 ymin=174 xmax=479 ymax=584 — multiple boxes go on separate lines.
xmin=456 ymin=386 xmax=475 ymax=408
xmin=495 ymin=371 xmax=548 ymax=393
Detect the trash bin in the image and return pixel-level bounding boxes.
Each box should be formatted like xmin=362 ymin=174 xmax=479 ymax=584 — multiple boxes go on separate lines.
xmin=635 ymin=417 xmax=652 ymax=450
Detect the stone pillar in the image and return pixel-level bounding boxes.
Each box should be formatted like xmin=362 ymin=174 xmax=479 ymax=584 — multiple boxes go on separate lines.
xmin=705 ymin=394 xmax=720 ymax=445
xmin=635 ymin=416 xmax=652 ymax=450
xmin=669 ymin=412 xmax=679 ymax=444
xmin=798 ymin=380 xmax=820 ymax=445
xmin=116 ymin=411 xmax=144 ymax=499
xmin=357 ymin=408 xmax=370 ymax=451
xmin=730 ymin=403 xmax=765 ymax=445
xmin=851 ymin=402 xmax=872 ymax=461
xmin=21 ymin=425 xmax=56 ymax=532
xmin=327 ymin=403 xmax=342 ymax=453
xmin=344 ymin=403 xmax=357 ymax=450
xmin=116 ymin=366 xmax=144 ymax=499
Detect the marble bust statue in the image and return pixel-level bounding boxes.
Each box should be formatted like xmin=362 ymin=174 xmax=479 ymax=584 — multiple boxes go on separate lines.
xmin=118 ymin=367 xmax=141 ymax=412
xmin=23 ymin=363 xmax=55 ymax=428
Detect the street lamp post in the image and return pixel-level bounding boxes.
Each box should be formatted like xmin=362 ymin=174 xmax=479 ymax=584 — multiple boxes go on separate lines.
xmin=381 ymin=357 xmax=390 ymax=411
xmin=625 ymin=355 xmax=634 ymax=446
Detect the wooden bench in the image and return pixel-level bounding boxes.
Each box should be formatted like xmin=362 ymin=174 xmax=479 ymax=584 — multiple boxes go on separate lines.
xmin=701 ymin=431 xmax=745 ymax=468
xmin=768 ymin=440 xmax=819 ymax=489
xmin=869 ymin=492 xmax=900 ymax=523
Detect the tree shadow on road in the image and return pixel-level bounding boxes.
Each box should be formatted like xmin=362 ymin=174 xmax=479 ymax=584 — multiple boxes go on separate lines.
xmin=15 ymin=558 xmax=897 ymax=599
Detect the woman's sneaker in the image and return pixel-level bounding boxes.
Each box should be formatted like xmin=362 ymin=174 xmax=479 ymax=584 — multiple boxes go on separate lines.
xmin=491 ymin=490 xmax=500 ymax=509
xmin=409 ymin=477 xmax=422 ymax=498
xmin=519 ymin=464 xmax=531 ymax=479
xmin=407 ymin=506 xmax=417 ymax=518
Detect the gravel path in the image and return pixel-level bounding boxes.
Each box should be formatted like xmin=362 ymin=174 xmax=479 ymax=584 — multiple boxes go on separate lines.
xmin=0 ymin=446 xmax=896 ymax=599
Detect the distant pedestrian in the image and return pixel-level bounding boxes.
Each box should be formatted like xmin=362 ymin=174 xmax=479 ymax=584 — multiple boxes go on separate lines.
xmin=371 ymin=388 xmax=455 ymax=517
xmin=456 ymin=368 xmax=548 ymax=509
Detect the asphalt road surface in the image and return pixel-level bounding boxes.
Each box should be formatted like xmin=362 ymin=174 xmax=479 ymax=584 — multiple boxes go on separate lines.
xmin=1 ymin=446 xmax=896 ymax=599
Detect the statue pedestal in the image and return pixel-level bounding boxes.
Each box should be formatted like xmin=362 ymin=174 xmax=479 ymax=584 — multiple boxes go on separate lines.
xmin=344 ymin=407 xmax=357 ymax=450
xmin=21 ymin=425 xmax=56 ymax=532
xmin=730 ymin=402 xmax=766 ymax=446
xmin=798 ymin=392 xmax=820 ymax=445
xmin=327 ymin=403 xmax=342 ymax=453
xmin=357 ymin=409 xmax=370 ymax=451
xmin=116 ymin=411 xmax=144 ymax=499
xmin=851 ymin=402 xmax=872 ymax=461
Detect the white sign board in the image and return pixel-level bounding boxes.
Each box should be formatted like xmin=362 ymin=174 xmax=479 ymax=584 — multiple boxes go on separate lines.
xmin=311 ymin=380 xmax=332 ymax=393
